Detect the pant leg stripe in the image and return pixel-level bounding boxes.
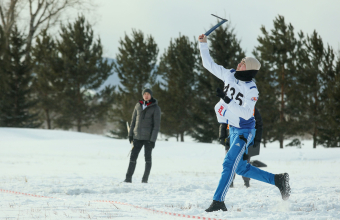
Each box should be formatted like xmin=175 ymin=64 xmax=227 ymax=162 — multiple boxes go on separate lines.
xmin=220 ymin=133 xmax=253 ymax=201
xmin=220 ymin=147 xmax=244 ymax=200
xmin=221 ymin=133 xmax=252 ymax=199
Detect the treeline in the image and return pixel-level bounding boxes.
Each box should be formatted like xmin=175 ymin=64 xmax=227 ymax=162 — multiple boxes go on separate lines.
xmin=111 ymin=15 xmax=340 ymax=148
xmin=0 ymin=15 xmax=115 ymax=132
xmin=0 ymin=13 xmax=339 ymax=148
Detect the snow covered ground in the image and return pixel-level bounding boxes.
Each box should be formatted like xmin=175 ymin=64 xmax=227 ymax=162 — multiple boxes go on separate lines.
xmin=1 ymin=128 xmax=339 ymax=220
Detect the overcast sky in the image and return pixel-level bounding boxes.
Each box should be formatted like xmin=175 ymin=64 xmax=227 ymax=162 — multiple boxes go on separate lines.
xmin=91 ymin=0 xmax=340 ymax=60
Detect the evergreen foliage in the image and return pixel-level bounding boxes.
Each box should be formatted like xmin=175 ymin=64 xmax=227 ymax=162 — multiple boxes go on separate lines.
xmin=155 ymin=35 xmax=199 ymax=142
xmin=256 ymin=15 xmax=300 ymax=148
xmin=0 ymin=26 xmax=40 ymax=127
xmin=55 ymin=15 xmax=115 ymax=132
xmin=296 ymin=31 xmax=336 ymax=148
xmin=110 ymin=29 xmax=158 ymax=138
xmin=0 ymin=12 xmax=339 ymax=147
xmin=253 ymin=49 xmax=279 ymax=147
xmin=0 ymin=26 xmax=7 ymax=90
xmin=318 ymin=53 xmax=340 ymax=147
xmin=31 ymin=29 xmax=62 ymax=129
xmin=191 ymin=22 xmax=245 ymax=142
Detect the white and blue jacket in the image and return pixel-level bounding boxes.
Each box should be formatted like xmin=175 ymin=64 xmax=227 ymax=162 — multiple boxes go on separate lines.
xmin=199 ymin=42 xmax=258 ymax=129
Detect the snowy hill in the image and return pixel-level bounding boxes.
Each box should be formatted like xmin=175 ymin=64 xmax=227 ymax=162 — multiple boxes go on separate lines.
xmin=1 ymin=128 xmax=339 ymax=219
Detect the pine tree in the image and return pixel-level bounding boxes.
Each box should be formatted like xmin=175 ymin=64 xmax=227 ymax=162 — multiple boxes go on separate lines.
xmin=296 ymin=30 xmax=335 ymax=148
xmin=31 ymin=29 xmax=62 ymax=129
xmin=256 ymin=15 xmax=300 ymax=148
xmin=0 ymin=26 xmax=40 ymax=127
xmin=317 ymin=50 xmax=339 ymax=147
xmin=191 ymin=22 xmax=245 ymax=142
xmin=55 ymin=15 xmax=115 ymax=132
xmin=156 ymin=35 xmax=199 ymax=142
xmin=0 ymin=26 xmax=7 ymax=90
xmin=110 ymin=29 xmax=158 ymax=138
xmin=252 ymin=49 xmax=279 ymax=147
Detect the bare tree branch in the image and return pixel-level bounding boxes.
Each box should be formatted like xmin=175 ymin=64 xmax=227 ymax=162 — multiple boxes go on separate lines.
xmin=1 ymin=0 xmax=95 ymax=61
xmin=0 ymin=0 xmax=20 ymax=44
xmin=24 ymin=0 xmax=95 ymax=61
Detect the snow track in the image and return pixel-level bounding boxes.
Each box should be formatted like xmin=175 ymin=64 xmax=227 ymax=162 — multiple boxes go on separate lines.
xmin=1 ymin=128 xmax=340 ymax=219
xmin=1 ymin=189 xmax=227 ymax=220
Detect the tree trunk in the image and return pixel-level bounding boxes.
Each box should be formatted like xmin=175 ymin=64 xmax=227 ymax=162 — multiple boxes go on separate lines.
xmin=24 ymin=28 xmax=34 ymax=63
xmin=77 ymin=119 xmax=81 ymax=132
xmin=280 ymin=66 xmax=285 ymax=149
xmin=279 ymin=134 xmax=284 ymax=149
xmin=45 ymin=108 xmax=51 ymax=129
xmin=180 ymin=132 xmax=184 ymax=142
xmin=263 ymin=136 xmax=267 ymax=148
xmin=314 ymin=90 xmax=318 ymax=149
xmin=313 ymin=123 xmax=317 ymax=149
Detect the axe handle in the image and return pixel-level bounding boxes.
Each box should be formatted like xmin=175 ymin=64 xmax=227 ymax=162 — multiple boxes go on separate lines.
xmin=204 ymin=19 xmax=227 ymax=36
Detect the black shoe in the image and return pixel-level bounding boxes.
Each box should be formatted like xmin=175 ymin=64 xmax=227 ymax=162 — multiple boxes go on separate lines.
xmin=274 ymin=173 xmax=291 ymax=200
xmin=230 ymin=181 xmax=234 ymax=188
xmin=123 ymin=178 xmax=132 ymax=183
xmin=244 ymin=180 xmax=250 ymax=188
xmin=205 ymin=200 xmax=228 ymax=212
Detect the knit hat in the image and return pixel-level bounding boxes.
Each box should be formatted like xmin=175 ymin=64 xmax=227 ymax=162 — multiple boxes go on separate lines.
xmin=234 ymin=57 xmax=261 ymax=81
xmin=244 ymin=57 xmax=261 ymax=71
xmin=142 ymin=88 xmax=153 ymax=97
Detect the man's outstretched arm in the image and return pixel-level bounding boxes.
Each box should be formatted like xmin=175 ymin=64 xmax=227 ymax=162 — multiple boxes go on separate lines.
xmin=198 ymin=34 xmax=229 ymax=81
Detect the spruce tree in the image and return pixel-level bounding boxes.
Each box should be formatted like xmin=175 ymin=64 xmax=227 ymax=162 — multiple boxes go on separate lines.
xmin=256 ymin=15 xmax=300 ymax=148
xmin=253 ymin=49 xmax=279 ymax=147
xmin=0 ymin=26 xmax=7 ymax=90
xmin=31 ymin=29 xmax=62 ymax=129
xmin=55 ymin=15 xmax=115 ymax=132
xmin=296 ymin=31 xmax=335 ymax=148
xmin=317 ymin=50 xmax=339 ymax=147
xmin=110 ymin=29 xmax=158 ymax=138
xmin=0 ymin=26 xmax=40 ymax=127
xmin=191 ymin=22 xmax=245 ymax=143
xmin=156 ymin=35 xmax=199 ymax=142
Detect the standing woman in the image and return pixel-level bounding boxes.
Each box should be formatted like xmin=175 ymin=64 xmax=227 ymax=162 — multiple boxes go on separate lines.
xmin=124 ymin=89 xmax=161 ymax=183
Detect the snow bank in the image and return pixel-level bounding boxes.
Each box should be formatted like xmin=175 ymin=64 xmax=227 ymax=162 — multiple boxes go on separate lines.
xmin=0 ymin=128 xmax=339 ymax=219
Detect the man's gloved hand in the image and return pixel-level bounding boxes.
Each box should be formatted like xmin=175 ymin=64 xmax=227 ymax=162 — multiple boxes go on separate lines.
xmin=216 ymin=88 xmax=231 ymax=104
xmin=148 ymin=141 xmax=155 ymax=149
xmin=129 ymin=136 xmax=133 ymax=144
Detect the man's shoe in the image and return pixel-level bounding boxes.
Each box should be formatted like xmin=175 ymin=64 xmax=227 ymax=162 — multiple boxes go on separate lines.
xmin=244 ymin=180 xmax=250 ymax=188
xmin=274 ymin=173 xmax=291 ymax=200
xmin=123 ymin=178 xmax=132 ymax=183
xmin=205 ymin=200 xmax=228 ymax=212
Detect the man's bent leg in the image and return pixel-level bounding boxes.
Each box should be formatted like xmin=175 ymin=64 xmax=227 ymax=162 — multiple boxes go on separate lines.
xmin=236 ymin=146 xmax=275 ymax=185
xmin=213 ymin=131 xmax=253 ymax=201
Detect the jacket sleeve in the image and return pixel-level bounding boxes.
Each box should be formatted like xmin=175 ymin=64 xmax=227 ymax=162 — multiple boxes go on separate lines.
xmin=150 ymin=106 xmax=161 ymax=142
xmin=199 ymin=42 xmax=229 ymax=81
xmin=128 ymin=105 xmax=137 ymax=137
xmin=254 ymin=107 xmax=263 ymax=144
xmin=227 ymin=89 xmax=259 ymax=120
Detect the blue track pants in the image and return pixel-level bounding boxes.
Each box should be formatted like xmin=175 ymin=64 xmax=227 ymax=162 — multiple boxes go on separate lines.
xmin=213 ymin=127 xmax=275 ymax=202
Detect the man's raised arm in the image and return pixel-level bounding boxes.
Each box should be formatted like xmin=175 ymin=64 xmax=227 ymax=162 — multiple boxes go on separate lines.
xmin=198 ymin=34 xmax=228 ymax=81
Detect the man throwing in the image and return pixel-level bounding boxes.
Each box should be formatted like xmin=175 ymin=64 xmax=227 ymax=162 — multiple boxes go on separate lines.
xmin=198 ymin=34 xmax=291 ymax=212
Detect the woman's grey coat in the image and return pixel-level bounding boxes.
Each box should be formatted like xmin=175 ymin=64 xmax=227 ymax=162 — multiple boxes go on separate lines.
xmin=128 ymin=99 xmax=161 ymax=142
